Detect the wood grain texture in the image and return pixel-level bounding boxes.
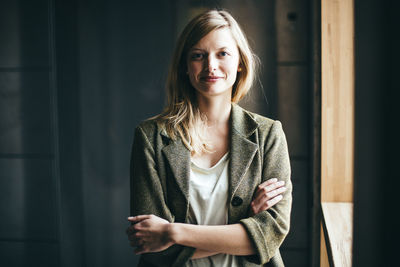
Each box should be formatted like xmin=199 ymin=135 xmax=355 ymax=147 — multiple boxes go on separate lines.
xmin=320 ymin=222 xmax=330 ymax=267
xmin=321 ymin=202 xmax=353 ymax=267
xmin=321 ymin=0 xmax=354 ymax=202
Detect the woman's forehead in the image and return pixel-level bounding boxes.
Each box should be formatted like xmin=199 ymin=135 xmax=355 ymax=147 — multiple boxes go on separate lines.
xmin=191 ymin=28 xmax=238 ymax=50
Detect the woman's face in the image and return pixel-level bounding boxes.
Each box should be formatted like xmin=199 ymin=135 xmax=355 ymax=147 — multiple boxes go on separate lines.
xmin=186 ymin=28 xmax=241 ymax=100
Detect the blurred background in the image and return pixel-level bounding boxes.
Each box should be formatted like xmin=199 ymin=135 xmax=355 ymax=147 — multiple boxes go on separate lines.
xmin=0 ymin=0 xmax=397 ymax=266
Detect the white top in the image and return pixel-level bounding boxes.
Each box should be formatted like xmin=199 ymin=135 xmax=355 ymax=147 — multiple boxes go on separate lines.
xmin=185 ymin=153 xmax=239 ymax=267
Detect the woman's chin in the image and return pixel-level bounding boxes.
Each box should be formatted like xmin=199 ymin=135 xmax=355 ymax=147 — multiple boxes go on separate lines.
xmin=195 ymin=89 xmax=232 ymax=99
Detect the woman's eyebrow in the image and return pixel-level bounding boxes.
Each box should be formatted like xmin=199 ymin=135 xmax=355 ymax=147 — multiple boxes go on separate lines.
xmin=190 ymin=46 xmax=230 ymax=52
xmin=190 ymin=47 xmax=205 ymax=52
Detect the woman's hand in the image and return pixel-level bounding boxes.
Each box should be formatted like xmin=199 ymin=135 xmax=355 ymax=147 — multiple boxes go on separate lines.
xmin=249 ymin=178 xmax=286 ymax=216
xmin=126 ymin=179 xmax=285 ymax=255
xmin=126 ymin=214 xmax=174 ymax=254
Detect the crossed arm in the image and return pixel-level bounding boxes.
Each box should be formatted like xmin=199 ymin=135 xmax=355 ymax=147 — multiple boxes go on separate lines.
xmin=126 ymin=178 xmax=286 ymax=258
xmin=128 ymin=122 xmax=291 ymax=264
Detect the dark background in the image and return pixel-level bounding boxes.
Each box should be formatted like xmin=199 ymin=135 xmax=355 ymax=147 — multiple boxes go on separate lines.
xmin=0 ymin=0 xmax=397 ymax=266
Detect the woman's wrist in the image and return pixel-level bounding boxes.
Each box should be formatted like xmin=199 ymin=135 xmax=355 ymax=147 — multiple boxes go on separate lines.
xmin=167 ymin=222 xmax=181 ymax=245
xmin=169 ymin=223 xmax=255 ymax=255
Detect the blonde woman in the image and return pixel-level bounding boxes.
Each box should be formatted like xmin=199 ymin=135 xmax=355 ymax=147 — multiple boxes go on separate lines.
xmin=126 ymin=9 xmax=292 ymax=267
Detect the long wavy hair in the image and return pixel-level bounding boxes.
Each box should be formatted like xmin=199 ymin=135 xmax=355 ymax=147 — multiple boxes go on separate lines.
xmin=157 ymin=9 xmax=258 ymax=155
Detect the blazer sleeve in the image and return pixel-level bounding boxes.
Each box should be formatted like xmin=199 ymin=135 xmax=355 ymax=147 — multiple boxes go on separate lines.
xmin=239 ymin=120 xmax=292 ymax=265
xmin=130 ymin=125 xmax=195 ymax=267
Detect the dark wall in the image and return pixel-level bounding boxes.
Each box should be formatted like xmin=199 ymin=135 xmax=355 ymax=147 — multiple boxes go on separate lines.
xmin=78 ymin=1 xmax=174 ymax=265
xmin=0 ymin=0 xmax=313 ymax=266
xmin=0 ymin=0 xmax=69 ymax=266
xmin=0 ymin=0 xmax=59 ymax=266
xmin=274 ymin=1 xmax=311 ymax=266
xmin=0 ymin=0 xmax=85 ymax=265
xmin=353 ymin=0 xmax=399 ymax=266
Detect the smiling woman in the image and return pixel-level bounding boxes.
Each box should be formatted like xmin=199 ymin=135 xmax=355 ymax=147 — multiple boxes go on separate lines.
xmin=186 ymin=28 xmax=241 ymax=100
xmin=126 ymin=9 xmax=292 ymax=267
xmin=186 ymin=28 xmax=241 ymax=169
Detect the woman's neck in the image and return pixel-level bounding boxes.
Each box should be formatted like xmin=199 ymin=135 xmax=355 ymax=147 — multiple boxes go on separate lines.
xmin=197 ymin=95 xmax=232 ymax=126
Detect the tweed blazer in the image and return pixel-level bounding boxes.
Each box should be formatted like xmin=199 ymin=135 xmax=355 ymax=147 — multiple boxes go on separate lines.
xmin=130 ymin=103 xmax=292 ymax=267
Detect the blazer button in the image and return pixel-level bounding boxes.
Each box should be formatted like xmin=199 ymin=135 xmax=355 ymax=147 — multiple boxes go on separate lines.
xmin=231 ymin=196 xmax=243 ymax=207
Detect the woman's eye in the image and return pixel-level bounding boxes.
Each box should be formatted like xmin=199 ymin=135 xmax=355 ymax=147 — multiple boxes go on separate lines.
xmin=219 ymin=51 xmax=229 ymax=57
xmin=191 ymin=53 xmax=203 ymax=60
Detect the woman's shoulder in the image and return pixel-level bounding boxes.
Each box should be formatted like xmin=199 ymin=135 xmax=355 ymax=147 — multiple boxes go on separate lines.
xmin=233 ymin=105 xmax=287 ymax=147
xmin=237 ymin=106 xmax=288 ymax=154
xmin=235 ymin=104 xmax=282 ymax=131
xmin=134 ymin=115 xmax=166 ymax=137
xmin=245 ymin=109 xmax=275 ymax=124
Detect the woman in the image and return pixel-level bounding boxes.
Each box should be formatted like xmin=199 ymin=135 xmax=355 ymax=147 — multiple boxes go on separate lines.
xmin=126 ymin=9 xmax=292 ymax=267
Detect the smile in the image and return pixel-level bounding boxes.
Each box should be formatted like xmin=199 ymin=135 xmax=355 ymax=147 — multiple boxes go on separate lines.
xmin=200 ymin=76 xmax=223 ymax=82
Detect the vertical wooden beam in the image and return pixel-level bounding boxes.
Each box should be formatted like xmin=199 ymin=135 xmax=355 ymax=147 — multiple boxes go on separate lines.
xmin=321 ymin=0 xmax=354 ymax=202
xmin=320 ymin=223 xmax=330 ymax=267
xmin=311 ymin=0 xmax=321 ymax=265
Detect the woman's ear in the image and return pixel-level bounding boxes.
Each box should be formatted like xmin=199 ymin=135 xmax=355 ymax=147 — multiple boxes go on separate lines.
xmin=237 ymin=65 xmax=242 ymax=72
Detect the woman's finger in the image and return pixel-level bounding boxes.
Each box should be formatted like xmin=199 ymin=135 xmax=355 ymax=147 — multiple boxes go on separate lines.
xmin=261 ymin=194 xmax=283 ymax=210
xmin=251 ymin=194 xmax=283 ymax=215
xmin=254 ymin=180 xmax=285 ymax=200
xmin=250 ymin=186 xmax=286 ymax=215
xmin=254 ymin=187 xmax=286 ymax=209
xmin=258 ymin=186 xmax=286 ymax=203
xmin=127 ymin=215 xmax=151 ymax=223
xmin=257 ymin=178 xmax=278 ymax=189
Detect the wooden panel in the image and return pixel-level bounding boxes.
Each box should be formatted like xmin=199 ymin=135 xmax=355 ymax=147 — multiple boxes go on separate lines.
xmin=320 ymin=222 xmax=330 ymax=267
xmin=321 ymin=0 xmax=354 ymax=202
xmin=321 ymin=202 xmax=353 ymax=267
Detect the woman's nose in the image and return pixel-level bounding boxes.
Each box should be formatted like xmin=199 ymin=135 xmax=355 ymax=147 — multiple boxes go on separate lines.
xmin=205 ymin=55 xmax=217 ymax=71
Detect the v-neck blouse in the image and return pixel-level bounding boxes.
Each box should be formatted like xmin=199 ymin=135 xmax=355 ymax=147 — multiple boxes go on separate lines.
xmin=186 ymin=152 xmax=239 ymax=267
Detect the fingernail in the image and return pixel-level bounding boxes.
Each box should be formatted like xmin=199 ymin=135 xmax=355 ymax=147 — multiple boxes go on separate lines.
xmin=271 ymin=178 xmax=278 ymax=182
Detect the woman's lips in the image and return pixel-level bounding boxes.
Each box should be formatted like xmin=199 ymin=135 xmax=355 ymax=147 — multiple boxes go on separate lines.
xmin=201 ymin=76 xmax=223 ymax=82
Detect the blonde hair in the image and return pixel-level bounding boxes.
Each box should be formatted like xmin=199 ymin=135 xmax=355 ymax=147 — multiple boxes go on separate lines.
xmin=157 ymin=9 xmax=258 ymax=155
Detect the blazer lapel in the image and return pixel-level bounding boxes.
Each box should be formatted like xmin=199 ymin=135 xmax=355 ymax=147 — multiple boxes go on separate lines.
xmin=161 ymin=136 xmax=191 ymax=203
xmin=159 ymin=104 xmax=259 ymax=221
xmin=229 ymin=104 xmax=259 ymax=201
